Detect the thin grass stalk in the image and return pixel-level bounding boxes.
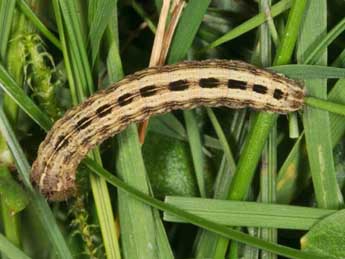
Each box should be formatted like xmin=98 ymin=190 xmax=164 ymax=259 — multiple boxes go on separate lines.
xmin=297 ymin=0 xmax=343 ymax=209
xmin=0 ymin=2 xmax=24 ymax=254
xmin=259 ymin=1 xmax=277 ymax=259
xmin=52 ymin=1 xmax=120 ymax=257
xmin=84 ymin=158 xmax=326 ymax=259
xmin=213 ymin=0 xmax=308 ymax=257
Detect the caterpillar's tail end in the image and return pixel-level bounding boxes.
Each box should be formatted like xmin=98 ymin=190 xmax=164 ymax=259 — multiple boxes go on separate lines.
xmin=30 ymin=159 xmax=76 ymax=201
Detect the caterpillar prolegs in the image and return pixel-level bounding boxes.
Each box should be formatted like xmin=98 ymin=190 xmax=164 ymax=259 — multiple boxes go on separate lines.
xmin=30 ymin=60 xmax=304 ymax=201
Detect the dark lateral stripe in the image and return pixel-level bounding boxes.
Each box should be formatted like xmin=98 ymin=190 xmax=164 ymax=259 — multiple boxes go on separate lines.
xmin=55 ymin=136 xmax=69 ymax=151
xmin=227 ymin=79 xmax=247 ymax=90
xmin=168 ymin=80 xmax=189 ymax=91
xmin=199 ymin=78 xmax=220 ymax=88
xmin=96 ymin=104 xmax=112 ymax=117
xmin=76 ymin=117 xmax=92 ymax=130
xmin=273 ymin=89 xmax=284 ymax=100
xmin=140 ymin=85 xmax=157 ymax=97
xmin=253 ymin=84 xmax=268 ymax=94
xmin=118 ymin=93 xmax=134 ymax=106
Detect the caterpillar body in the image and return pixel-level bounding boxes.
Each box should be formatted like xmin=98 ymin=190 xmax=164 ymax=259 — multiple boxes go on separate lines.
xmin=31 ymin=60 xmax=304 ymax=201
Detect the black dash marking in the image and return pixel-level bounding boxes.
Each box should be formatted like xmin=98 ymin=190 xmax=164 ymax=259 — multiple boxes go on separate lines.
xmin=96 ymin=104 xmax=112 ymax=117
xmin=253 ymin=84 xmax=268 ymax=94
xmin=140 ymin=85 xmax=157 ymax=97
xmin=227 ymin=79 xmax=247 ymax=90
xmin=273 ymin=89 xmax=284 ymax=100
xmin=199 ymin=78 xmax=220 ymax=88
xmin=55 ymin=135 xmax=69 ymax=151
xmin=118 ymin=93 xmax=134 ymax=106
xmin=76 ymin=117 xmax=92 ymax=130
xmin=168 ymin=80 xmax=189 ymax=91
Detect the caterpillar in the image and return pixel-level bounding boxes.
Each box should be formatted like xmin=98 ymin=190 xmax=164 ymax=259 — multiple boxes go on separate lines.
xmin=30 ymin=59 xmax=304 ymax=201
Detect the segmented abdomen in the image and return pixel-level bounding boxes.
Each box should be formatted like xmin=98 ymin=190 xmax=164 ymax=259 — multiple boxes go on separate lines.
xmin=30 ymin=59 xmax=304 ymax=201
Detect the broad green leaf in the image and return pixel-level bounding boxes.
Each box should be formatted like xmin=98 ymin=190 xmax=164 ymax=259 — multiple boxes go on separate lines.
xmin=301 ymin=209 xmax=345 ymax=259
xmin=164 ymin=196 xmax=335 ymax=230
xmin=297 ymin=0 xmax=343 ymax=209
xmin=0 ymin=165 xmax=29 ymax=214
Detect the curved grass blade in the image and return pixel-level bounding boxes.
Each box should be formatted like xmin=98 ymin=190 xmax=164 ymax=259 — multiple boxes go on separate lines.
xmin=303 ymin=16 xmax=345 ymax=65
xmin=202 ymin=0 xmax=291 ymax=51
xmin=0 ymin=233 xmax=31 ymax=259
xmin=0 ymin=64 xmax=51 ymax=131
xmin=84 ymin=157 xmax=326 ymax=259
xmin=0 ymin=107 xmax=72 ymax=259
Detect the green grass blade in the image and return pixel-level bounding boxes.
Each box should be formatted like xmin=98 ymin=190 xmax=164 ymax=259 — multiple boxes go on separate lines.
xmin=168 ymin=0 xmax=211 ymax=63
xmin=183 ymin=110 xmax=207 ymax=197
xmin=88 ymin=0 xmax=117 ymax=65
xmin=305 ymin=97 xmax=345 ymax=117
xmin=52 ymin=0 xmax=78 ymax=104
xmin=276 ymin=134 xmax=306 ymax=203
xmin=164 ymin=197 xmax=335 ymax=230
xmin=0 ymin=2 xmax=21 ymax=252
xmin=297 ymin=0 xmax=343 ymax=209
xmin=84 ymin=158 xmax=326 ymax=259
xmin=259 ymin=1 xmax=277 ymax=257
xmin=332 ymin=47 xmax=345 ymax=67
xmin=273 ymin=0 xmax=307 ymax=65
xmin=0 ymin=64 xmax=51 ymax=131
xmin=213 ymin=0 xmax=308 ymax=256
xmin=328 ymin=79 xmax=345 ymax=145
xmin=0 ymin=233 xmax=31 ymax=259
xmin=53 ymin=1 xmax=122 ymax=257
xmin=0 ymin=107 xmax=72 ymax=259
xmin=194 ymin=155 xmax=233 ymax=258
xmin=0 ymin=166 xmax=23 ymax=248
xmin=270 ymin=65 xmax=345 ymax=79
xmin=227 ymin=113 xmax=277 ymax=201
xmin=0 ymin=0 xmax=15 ymax=60
xmin=148 ymin=113 xmax=187 ymax=140
xmin=16 ymin=0 xmax=61 ymax=50
xmin=277 ymin=77 xmax=345 ymax=204
xmin=57 ymin=0 xmax=93 ymax=96
xmin=206 ymin=108 xmax=236 ymax=173
xmin=304 ymin=16 xmax=345 ymax=65
xmin=202 ymin=0 xmax=291 ymax=51
xmin=131 ymin=0 xmax=156 ymax=33
xmin=116 ymin=126 xmax=162 ymax=259
xmin=106 ymin=6 xmax=173 ymax=258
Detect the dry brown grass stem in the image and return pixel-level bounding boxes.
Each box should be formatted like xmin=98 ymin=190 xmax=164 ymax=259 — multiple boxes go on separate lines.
xmin=139 ymin=0 xmax=185 ymax=143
